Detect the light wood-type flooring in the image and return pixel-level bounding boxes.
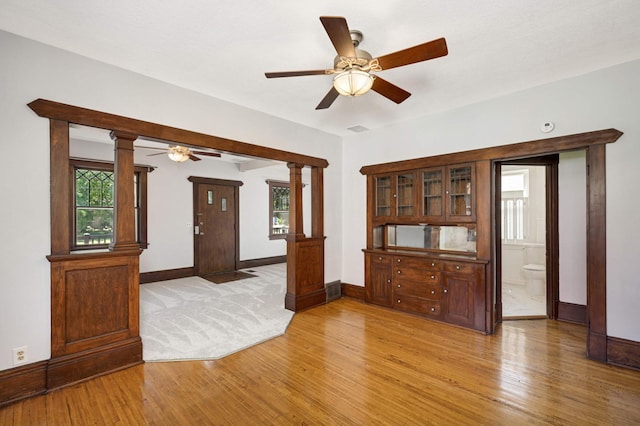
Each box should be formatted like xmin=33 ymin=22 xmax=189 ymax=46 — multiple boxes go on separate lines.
xmin=2 ymin=298 xmax=640 ymax=425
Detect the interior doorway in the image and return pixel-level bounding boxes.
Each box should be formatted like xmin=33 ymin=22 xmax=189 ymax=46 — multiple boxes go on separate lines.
xmin=495 ymin=155 xmax=559 ymax=321
xmin=189 ymin=176 xmax=243 ymax=276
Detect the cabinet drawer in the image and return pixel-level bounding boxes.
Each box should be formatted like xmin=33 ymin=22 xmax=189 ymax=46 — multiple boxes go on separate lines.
xmin=394 ymin=279 xmax=442 ymax=299
xmin=443 ymin=261 xmax=476 ymax=274
xmin=394 ymin=268 xmax=441 ymax=285
xmin=394 ymin=256 xmax=441 ymax=271
xmin=394 ymin=295 xmax=441 ymax=316
xmin=370 ymin=254 xmax=393 ymax=265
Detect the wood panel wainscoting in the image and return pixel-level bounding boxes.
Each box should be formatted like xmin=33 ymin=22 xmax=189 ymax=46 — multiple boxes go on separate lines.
xmin=47 ymin=251 xmax=143 ymax=390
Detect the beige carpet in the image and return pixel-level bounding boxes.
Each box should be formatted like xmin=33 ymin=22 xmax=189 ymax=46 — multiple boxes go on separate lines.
xmin=140 ymin=263 xmax=293 ymax=361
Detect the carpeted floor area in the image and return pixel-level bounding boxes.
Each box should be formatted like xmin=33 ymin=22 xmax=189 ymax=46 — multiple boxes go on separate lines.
xmin=140 ymin=263 xmax=293 ymax=361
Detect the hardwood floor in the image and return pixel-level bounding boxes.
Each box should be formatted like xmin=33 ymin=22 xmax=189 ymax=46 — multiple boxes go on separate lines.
xmin=2 ymin=298 xmax=640 ymax=425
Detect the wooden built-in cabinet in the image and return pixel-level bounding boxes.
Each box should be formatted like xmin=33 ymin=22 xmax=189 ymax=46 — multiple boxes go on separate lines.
xmin=365 ymin=251 xmax=487 ymax=332
xmin=365 ymin=159 xmax=487 ymax=333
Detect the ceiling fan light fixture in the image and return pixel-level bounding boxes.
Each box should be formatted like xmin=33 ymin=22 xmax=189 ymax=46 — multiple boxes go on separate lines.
xmin=167 ymin=146 xmax=190 ymax=162
xmin=333 ymin=68 xmax=374 ymax=97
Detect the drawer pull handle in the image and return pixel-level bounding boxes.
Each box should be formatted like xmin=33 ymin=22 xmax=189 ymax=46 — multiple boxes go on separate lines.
xmin=456 ymin=265 xmax=461 ymax=270
xmin=397 ymin=284 xmax=401 ymax=288
xmin=430 ymin=275 xmax=435 ymax=279
xmin=431 ymin=307 xmax=436 ymax=312
xmin=397 ymin=258 xmax=401 ymax=263
xmin=431 ymin=262 xmax=435 ymax=267
xmin=397 ymin=299 xmax=401 ymax=303
xmin=387 ymin=279 xmax=391 ymax=283
xmin=397 ymin=270 xmax=401 ymax=274
xmin=378 ymin=256 xmax=383 ymax=261
xmin=431 ymin=290 xmax=435 ymax=294
xmin=444 ymin=289 xmax=448 ymax=293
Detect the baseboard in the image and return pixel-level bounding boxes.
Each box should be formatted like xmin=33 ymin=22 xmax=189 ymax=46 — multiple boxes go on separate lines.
xmin=140 ymin=267 xmax=194 ymax=284
xmin=557 ymin=301 xmax=587 ymax=324
xmin=341 ymin=283 xmax=365 ymax=300
xmin=285 ymin=288 xmax=326 ymax=312
xmin=608 ymin=336 xmax=640 ymax=371
xmin=47 ymin=337 xmax=143 ymax=390
xmin=237 ymin=255 xmax=287 ymax=269
xmin=0 ymin=360 xmax=47 ymax=407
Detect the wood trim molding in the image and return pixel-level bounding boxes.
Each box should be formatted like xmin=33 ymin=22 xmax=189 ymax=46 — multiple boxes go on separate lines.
xmin=360 ymin=129 xmax=622 ymax=175
xmin=341 ymin=283 xmax=365 ymax=300
xmin=237 ymin=256 xmax=287 ymax=270
xmin=557 ymin=302 xmax=587 ymax=325
xmin=586 ymin=144 xmax=607 ymax=362
xmin=28 ymin=98 xmax=329 ymax=168
xmin=607 ymin=336 xmax=640 ymax=371
xmin=140 ymin=267 xmax=195 ymax=284
xmin=0 ymin=361 xmax=47 ymax=407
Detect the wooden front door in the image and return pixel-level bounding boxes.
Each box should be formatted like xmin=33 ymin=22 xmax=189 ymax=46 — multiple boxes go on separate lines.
xmin=190 ymin=177 xmax=242 ymax=276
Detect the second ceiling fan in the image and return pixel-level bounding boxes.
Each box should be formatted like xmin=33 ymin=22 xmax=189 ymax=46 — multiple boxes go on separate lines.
xmin=265 ymin=16 xmax=448 ymax=110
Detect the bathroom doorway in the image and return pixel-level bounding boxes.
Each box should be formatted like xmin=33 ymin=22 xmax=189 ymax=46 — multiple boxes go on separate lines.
xmin=495 ymin=156 xmax=559 ymax=321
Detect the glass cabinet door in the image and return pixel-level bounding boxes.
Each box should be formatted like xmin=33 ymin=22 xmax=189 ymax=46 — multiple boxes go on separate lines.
xmin=422 ymin=169 xmax=443 ymax=217
xmin=396 ymin=173 xmax=414 ymax=216
xmin=448 ymin=165 xmax=473 ymax=217
xmin=375 ymin=176 xmax=392 ymax=216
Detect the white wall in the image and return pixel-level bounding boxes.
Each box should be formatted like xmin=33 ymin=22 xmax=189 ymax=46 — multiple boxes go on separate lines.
xmin=558 ymin=151 xmax=587 ymax=305
xmin=0 ymin=30 xmax=341 ymax=371
xmin=342 ymin=59 xmax=640 ymax=342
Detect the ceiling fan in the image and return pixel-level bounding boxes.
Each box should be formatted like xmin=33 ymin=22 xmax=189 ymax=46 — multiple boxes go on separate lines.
xmin=145 ymin=145 xmax=222 ymax=162
xmin=265 ymin=16 xmax=448 ymax=110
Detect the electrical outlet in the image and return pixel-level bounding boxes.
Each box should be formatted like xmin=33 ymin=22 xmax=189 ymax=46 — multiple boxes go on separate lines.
xmin=13 ymin=346 xmax=27 ymax=366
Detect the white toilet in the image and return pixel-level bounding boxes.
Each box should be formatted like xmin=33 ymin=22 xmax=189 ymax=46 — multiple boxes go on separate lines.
xmin=521 ymin=245 xmax=546 ymax=297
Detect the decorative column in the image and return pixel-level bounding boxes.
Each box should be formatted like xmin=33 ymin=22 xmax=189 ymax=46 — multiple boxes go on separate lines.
xmin=586 ymin=143 xmax=607 ymax=362
xmin=285 ymin=163 xmax=326 ymax=311
xmin=109 ymin=131 xmax=140 ymax=251
xmin=311 ymin=166 xmax=324 ymax=238
xmin=49 ymin=119 xmax=71 ymax=255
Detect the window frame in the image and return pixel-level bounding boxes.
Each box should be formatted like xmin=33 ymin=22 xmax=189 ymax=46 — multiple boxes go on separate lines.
xmin=267 ymin=180 xmax=290 ymax=240
xmin=70 ymin=158 xmax=152 ymax=251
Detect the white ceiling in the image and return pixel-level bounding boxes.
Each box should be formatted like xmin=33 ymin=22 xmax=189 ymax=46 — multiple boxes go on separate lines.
xmin=1 ymin=1 xmax=640 ymax=137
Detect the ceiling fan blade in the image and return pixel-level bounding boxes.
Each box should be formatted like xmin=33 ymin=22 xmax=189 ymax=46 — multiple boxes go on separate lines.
xmin=192 ymin=151 xmax=222 ymax=158
xmin=320 ymin=16 xmax=356 ymax=58
xmin=188 ymin=154 xmax=202 ymax=161
xmin=372 ymin=77 xmax=412 ymax=104
xmin=265 ymin=70 xmax=330 ymax=78
xmin=315 ymin=87 xmax=340 ymax=110
xmin=376 ymin=38 xmax=448 ymax=71
xmin=146 ymin=152 xmax=168 ymax=157
xmin=138 ymin=146 xmax=168 ymax=151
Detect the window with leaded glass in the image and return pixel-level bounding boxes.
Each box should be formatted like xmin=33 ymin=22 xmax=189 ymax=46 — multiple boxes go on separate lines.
xmin=71 ymin=158 xmax=151 ymax=250
xmin=268 ymin=180 xmax=290 ymax=239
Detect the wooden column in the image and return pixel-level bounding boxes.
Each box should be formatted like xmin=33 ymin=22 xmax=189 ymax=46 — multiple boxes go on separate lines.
xmin=286 ymin=163 xmax=326 ymax=311
xmin=287 ymin=163 xmax=305 ymax=238
xmin=311 ymin=166 xmax=324 ymax=238
xmin=109 ymin=131 xmax=140 ymax=251
xmin=49 ymin=119 xmax=71 ymax=255
xmin=586 ymin=144 xmax=607 ymax=362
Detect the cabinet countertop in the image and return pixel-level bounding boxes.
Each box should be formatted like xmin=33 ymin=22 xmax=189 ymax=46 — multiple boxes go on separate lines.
xmin=363 ymin=248 xmax=489 ymax=264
